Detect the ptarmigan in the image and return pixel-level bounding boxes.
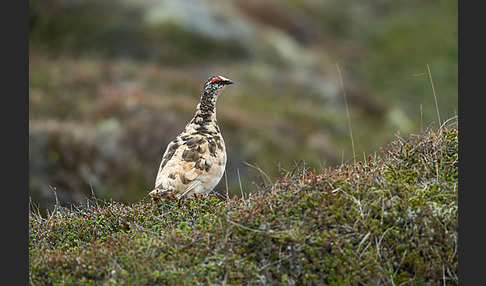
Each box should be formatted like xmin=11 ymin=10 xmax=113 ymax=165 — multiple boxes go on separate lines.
xmin=149 ymin=75 xmax=234 ymax=200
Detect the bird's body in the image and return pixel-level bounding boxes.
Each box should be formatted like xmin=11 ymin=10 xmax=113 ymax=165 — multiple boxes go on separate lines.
xmin=149 ymin=75 xmax=233 ymax=199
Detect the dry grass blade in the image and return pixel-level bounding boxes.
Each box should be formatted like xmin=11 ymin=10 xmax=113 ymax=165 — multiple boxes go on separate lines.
xmin=426 ymin=64 xmax=442 ymax=128
xmin=336 ymin=63 xmax=356 ymax=165
xmin=243 ymin=161 xmax=273 ymax=187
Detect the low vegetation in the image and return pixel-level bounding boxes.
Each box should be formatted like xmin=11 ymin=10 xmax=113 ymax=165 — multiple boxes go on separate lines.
xmin=30 ymin=124 xmax=458 ymax=285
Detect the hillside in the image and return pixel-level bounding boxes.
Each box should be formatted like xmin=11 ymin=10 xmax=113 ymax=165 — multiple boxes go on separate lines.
xmin=29 ymin=124 xmax=458 ymax=285
xmin=29 ymin=0 xmax=458 ymax=211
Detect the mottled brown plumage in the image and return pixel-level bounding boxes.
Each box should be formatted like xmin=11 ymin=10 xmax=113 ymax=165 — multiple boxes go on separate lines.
xmin=149 ymin=75 xmax=233 ymax=199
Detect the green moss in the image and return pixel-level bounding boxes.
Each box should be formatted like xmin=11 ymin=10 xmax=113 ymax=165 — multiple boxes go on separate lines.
xmin=30 ymin=125 xmax=458 ymax=284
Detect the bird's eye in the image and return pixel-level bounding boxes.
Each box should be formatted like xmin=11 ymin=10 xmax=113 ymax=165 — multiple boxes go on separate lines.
xmin=211 ymin=77 xmax=222 ymax=83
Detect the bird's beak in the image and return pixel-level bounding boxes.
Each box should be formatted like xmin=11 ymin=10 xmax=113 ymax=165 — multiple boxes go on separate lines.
xmin=225 ymin=80 xmax=234 ymax=85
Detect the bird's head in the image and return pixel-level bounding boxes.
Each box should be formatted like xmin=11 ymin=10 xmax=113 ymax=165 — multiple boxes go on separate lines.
xmin=203 ymin=75 xmax=234 ymax=96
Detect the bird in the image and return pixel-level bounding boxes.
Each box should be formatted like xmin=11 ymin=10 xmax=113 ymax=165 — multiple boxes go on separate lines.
xmin=149 ymin=75 xmax=234 ymax=200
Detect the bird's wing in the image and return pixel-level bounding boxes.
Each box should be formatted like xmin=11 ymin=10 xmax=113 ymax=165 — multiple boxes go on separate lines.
xmin=156 ymin=139 xmax=180 ymax=176
xmin=153 ymin=133 xmax=225 ymax=197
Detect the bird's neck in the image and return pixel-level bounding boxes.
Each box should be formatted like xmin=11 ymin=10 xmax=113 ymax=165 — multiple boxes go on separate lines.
xmin=199 ymin=90 xmax=217 ymax=113
xmin=192 ymin=91 xmax=218 ymax=125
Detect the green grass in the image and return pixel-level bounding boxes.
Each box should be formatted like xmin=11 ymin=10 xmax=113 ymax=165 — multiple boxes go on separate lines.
xmin=30 ymin=124 xmax=458 ymax=285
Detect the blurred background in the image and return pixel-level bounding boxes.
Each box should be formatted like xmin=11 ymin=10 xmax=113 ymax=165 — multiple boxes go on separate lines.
xmin=29 ymin=0 xmax=457 ymax=212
